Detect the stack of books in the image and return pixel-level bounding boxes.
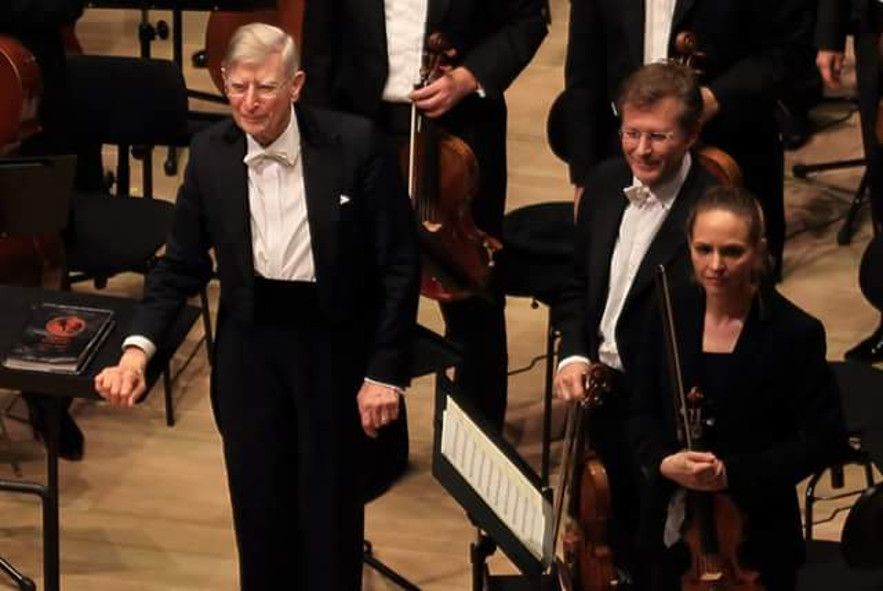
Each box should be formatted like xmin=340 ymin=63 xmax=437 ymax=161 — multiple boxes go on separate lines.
xmin=3 ymin=303 xmax=115 ymax=374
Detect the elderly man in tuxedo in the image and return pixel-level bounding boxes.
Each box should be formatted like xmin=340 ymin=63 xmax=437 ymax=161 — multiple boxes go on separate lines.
xmin=301 ymin=0 xmax=547 ymax=435
xmin=94 ymin=24 xmax=420 ymax=590
xmin=817 ymin=0 xmax=883 ymax=363
xmin=555 ymin=62 xmax=718 ymax=583
xmin=563 ymin=0 xmax=814 ymax=281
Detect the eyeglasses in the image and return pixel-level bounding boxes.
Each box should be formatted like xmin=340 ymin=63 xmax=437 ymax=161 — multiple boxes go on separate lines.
xmin=224 ymin=80 xmax=288 ymax=100
xmin=619 ymin=127 xmax=677 ymax=147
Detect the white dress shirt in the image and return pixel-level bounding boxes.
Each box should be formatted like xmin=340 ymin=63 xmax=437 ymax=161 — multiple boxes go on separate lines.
xmin=558 ymin=153 xmax=692 ymax=373
xmin=644 ymin=0 xmax=676 ymax=64
xmin=382 ymin=0 xmax=429 ymax=102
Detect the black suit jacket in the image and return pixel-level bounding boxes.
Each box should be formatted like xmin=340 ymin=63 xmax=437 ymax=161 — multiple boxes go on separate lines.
xmin=627 ymin=283 xmax=847 ymax=568
xmin=130 ymin=105 xmax=420 ymax=387
xmin=556 ymin=156 xmax=716 ymax=378
xmin=563 ymin=0 xmax=812 ymax=184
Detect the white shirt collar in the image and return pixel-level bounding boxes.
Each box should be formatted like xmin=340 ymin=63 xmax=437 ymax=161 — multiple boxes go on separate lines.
xmin=243 ymin=106 xmax=300 ymax=167
xmin=623 ymin=152 xmax=692 ymax=209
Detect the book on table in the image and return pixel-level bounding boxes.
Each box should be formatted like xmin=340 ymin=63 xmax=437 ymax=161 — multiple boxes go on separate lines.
xmin=2 ymin=303 xmax=115 ymax=374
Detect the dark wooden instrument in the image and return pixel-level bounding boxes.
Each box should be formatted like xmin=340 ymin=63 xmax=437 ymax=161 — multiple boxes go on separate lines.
xmin=0 ymin=35 xmax=65 ymax=290
xmin=552 ymin=364 xmax=620 ymax=590
xmin=654 ymin=266 xmax=763 ymax=591
xmin=203 ymin=0 xmax=304 ymax=95
xmin=404 ymin=32 xmax=501 ymax=301
xmin=673 ymin=31 xmax=743 ymax=188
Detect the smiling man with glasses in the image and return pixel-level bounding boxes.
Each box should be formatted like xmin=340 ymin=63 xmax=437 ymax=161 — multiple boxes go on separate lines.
xmin=553 ymin=61 xmax=719 ymax=586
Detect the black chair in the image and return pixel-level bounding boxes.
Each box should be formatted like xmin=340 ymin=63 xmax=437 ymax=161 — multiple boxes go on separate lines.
xmin=798 ymin=483 xmax=883 ymax=590
xmin=804 ymin=361 xmax=883 ymax=541
xmin=63 ymin=54 xmax=213 ymax=425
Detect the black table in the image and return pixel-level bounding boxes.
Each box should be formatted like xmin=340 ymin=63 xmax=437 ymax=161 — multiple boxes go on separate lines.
xmin=0 ymin=285 xmax=200 ymax=591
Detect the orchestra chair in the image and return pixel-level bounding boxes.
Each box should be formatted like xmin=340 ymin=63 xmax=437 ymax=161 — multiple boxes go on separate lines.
xmin=804 ymin=360 xmax=883 ymax=541
xmin=498 ymin=90 xmax=578 ymax=486
xmin=798 ymin=483 xmax=883 ymax=590
xmin=63 ymin=55 xmax=212 ymax=425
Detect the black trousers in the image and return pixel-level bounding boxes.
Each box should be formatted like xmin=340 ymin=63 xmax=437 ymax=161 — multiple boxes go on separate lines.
xmin=854 ymin=21 xmax=883 ymax=232
xmin=379 ymin=99 xmax=510 ymax=431
xmin=211 ymin=280 xmax=363 ymax=590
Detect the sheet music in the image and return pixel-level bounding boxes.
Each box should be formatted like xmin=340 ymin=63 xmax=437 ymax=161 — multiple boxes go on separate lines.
xmin=440 ymin=395 xmax=553 ymax=565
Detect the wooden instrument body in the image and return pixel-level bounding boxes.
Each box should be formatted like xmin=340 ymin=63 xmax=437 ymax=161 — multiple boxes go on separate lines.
xmin=0 ymin=35 xmax=64 ymax=290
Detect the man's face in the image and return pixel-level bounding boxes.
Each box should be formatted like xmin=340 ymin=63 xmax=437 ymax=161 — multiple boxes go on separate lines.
xmin=225 ymin=51 xmax=305 ymax=146
xmin=620 ymin=96 xmax=698 ymax=189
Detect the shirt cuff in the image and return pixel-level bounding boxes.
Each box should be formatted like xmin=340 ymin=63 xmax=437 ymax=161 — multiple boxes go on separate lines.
xmin=557 ymin=355 xmax=590 ymax=373
xmin=122 ymin=335 xmax=157 ymax=361
xmin=475 ymin=84 xmax=486 ymax=99
xmin=363 ymin=377 xmax=405 ymax=395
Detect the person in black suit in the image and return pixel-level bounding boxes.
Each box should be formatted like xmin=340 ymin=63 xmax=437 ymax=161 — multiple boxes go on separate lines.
xmin=94 ymin=24 xmax=420 ymax=590
xmin=628 ymin=186 xmax=846 ymax=590
xmin=301 ymin=0 xmax=547 ymax=433
xmin=563 ymin=0 xmax=814 ymax=280
xmin=816 ymin=0 xmax=883 ymax=363
xmin=554 ymin=62 xmax=717 ymax=580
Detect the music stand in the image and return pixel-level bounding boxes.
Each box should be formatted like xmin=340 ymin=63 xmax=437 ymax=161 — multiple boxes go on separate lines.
xmin=432 ymin=374 xmax=557 ymax=591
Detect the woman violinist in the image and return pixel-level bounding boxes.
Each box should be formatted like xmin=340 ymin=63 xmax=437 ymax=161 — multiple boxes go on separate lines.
xmin=628 ymin=186 xmax=848 ymax=590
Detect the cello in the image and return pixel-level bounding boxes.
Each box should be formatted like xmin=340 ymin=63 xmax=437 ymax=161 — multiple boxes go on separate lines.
xmin=551 ymin=364 xmax=621 ymax=590
xmin=0 ymin=35 xmax=65 ymax=290
xmin=404 ymin=32 xmax=501 ymax=301
xmin=654 ymin=265 xmax=763 ymax=591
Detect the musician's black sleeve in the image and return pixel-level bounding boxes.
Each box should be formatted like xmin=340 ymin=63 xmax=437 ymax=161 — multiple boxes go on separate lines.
xmin=0 ymin=0 xmax=83 ymax=29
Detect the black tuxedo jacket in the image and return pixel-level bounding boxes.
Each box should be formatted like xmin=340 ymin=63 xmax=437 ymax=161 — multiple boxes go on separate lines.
xmin=130 ymin=105 xmax=420 ymax=387
xmin=627 ymin=284 xmax=847 ymax=568
xmin=563 ymin=0 xmax=812 ymax=184
xmin=301 ymin=0 xmax=547 ymax=117
xmin=556 ymin=156 xmax=716 ymax=379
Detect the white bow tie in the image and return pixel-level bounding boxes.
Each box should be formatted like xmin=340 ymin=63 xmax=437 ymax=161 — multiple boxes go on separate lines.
xmin=623 ymin=184 xmax=653 ymax=206
xmin=245 ymin=149 xmax=296 ymax=167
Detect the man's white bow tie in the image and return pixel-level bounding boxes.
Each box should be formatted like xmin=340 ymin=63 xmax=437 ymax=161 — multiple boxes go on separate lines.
xmin=623 ymin=183 xmax=652 ymax=206
xmin=247 ymin=150 xmax=296 ymax=167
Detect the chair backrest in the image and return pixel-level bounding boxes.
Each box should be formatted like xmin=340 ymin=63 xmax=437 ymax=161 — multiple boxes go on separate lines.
xmin=0 ymin=155 xmax=75 ymax=235
xmin=842 ymin=483 xmax=883 ymax=569
xmin=66 ymin=55 xmax=189 ymax=148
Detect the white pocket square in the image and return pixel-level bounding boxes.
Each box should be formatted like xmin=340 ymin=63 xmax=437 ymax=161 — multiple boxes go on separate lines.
xmin=339 ymin=194 xmax=351 ymax=205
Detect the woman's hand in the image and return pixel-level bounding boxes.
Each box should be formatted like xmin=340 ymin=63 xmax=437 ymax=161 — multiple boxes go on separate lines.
xmin=660 ymin=450 xmax=728 ymax=492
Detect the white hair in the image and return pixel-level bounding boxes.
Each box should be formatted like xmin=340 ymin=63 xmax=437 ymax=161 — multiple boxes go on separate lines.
xmin=223 ymin=23 xmax=298 ymax=79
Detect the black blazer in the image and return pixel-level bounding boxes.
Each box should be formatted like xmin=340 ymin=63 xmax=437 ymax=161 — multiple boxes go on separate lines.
xmin=563 ymin=0 xmax=812 ymax=183
xmin=301 ymin=0 xmax=548 ymax=117
xmin=556 ymin=156 xmax=716 ymax=379
xmin=627 ymin=284 xmax=847 ymax=568
xmin=130 ymin=105 xmax=421 ymax=387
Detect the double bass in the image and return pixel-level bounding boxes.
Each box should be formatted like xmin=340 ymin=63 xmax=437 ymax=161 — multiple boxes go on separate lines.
xmin=404 ymin=32 xmax=501 ymax=301
xmin=552 ymin=364 xmax=621 ymax=590
xmin=0 ymin=35 xmax=65 ymax=290
xmin=654 ymin=266 xmax=763 ymax=590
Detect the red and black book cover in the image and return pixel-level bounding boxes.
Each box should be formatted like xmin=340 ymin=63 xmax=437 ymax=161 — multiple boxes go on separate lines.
xmin=3 ymin=303 xmax=115 ymax=374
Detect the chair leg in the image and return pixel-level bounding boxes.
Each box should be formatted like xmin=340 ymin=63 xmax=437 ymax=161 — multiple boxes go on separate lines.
xmin=804 ymin=470 xmax=824 ymax=541
xmin=163 ymin=366 xmax=174 ymax=427
xmin=541 ymin=308 xmax=556 ymax=488
xmin=0 ymin=410 xmax=22 ymax=477
xmin=199 ymin=287 xmax=213 ymax=365
xmin=837 ymin=170 xmax=870 ymax=246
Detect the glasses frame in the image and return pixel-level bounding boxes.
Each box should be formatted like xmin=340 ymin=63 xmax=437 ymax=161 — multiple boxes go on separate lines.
xmin=618 ymin=127 xmax=678 ymax=147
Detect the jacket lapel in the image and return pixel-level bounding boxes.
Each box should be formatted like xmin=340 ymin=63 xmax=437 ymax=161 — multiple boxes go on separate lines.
xmin=296 ymin=106 xmax=341 ymax=284
xmin=587 ymin=164 xmax=632 ymax=321
xmin=217 ymin=122 xmax=254 ymax=277
xmin=622 ymin=0 xmax=646 ymax=68
xmin=427 ymin=0 xmax=452 ymax=29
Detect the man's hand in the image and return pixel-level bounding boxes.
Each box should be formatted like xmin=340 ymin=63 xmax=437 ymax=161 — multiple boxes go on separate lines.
xmin=409 ymin=66 xmax=479 ymax=118
xmin=94 ymin=346 xmax=148 ymax=407
xmin=660 ymin=450 xmax=728 ymax=492
xmin=700 ymin=87 xmax=720 ymax=125
xmin=816 ymin=49 xmax=846 ymax=90
xmin=555 ymin=361 xmax=589 ymax=402
xmin=357 ymin=381 xmax=401 ymax=438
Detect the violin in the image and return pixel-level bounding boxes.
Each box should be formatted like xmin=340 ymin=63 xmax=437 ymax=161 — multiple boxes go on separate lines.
xmin=654 ymin=266 xmax=763 ymax=591
xmin=203 ymin=0 xmax=304 ymax=95
xmin=672 ymin=32 xmax=742 ymax=188
xmin=404 ymin=32 xmax=501 ymax=301
xmin=0 ymin=35 xmax=65 ymax=290
xmin=552 ymin=364 xmax=620 ymax=590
